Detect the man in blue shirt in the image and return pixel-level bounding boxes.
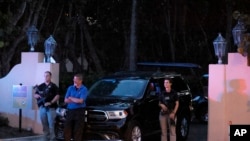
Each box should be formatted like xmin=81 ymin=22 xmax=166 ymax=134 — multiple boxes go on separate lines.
xmin=64 ymin=73 xmax=88 ymax=141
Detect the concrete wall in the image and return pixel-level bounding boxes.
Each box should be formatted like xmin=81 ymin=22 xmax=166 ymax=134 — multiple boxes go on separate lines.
xmin=0 ymin=52 xmax=59 ymax=134
xmin=208 ymin=53 xmax=250 ymax=141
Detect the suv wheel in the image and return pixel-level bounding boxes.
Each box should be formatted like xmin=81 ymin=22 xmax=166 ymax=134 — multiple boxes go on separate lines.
xmin=125 ymin=121 xmax=142 ymax=141
xmin=176 ymin=114 xmax=190 ymax=141
xmin=200 ymin=106 xmax=208 ymax=123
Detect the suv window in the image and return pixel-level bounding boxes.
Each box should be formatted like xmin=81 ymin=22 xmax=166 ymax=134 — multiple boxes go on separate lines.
xmin=137 ymin=62 xmax=204 ymax=96
xmin=172 ymin=77 xmax=189 ymax=92
xmin=88 ymin=78 xmax=147 ymax=98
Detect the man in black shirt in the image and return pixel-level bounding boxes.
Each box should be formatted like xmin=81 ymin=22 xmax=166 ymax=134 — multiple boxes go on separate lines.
xmin=159 ymin=78 xmax=179 ymax=141
xmin=34 ymin=71 xmax=60 ymax=141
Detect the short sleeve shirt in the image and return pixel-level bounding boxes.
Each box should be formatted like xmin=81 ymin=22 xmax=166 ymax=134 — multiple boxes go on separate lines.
xmin=159 ymin=90 xmax=179 ymax=111
xmin=35 ymin=82 xmax=59 ymax=108
xmin=65 ymin=85 xmax=88 ymax=109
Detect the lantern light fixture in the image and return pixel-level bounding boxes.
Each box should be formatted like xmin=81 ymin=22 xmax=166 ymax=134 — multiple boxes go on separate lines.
xmin=213 ymin=33 xmax=227 ymax=64
xmin=26 ymin=25 xmax=39 ymax=52
xmin=44 ymin=35 xmax=57 ymax=63
xmin=232 ymin=19 xmax=247 ymax=46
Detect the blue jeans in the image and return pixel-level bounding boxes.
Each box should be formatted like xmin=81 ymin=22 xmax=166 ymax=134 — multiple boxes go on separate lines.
xmin=39 ymin=106 xmax=56 ymax=141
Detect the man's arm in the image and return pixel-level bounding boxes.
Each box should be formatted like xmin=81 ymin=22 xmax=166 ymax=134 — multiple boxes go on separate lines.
xmin=51 ymin=94 xmax=60 ymax=104
xmin=34 ymin=85 xmax=41 ymax=99
xmin=67 ymin=97 xmax=84 ymax=104
xmin=64 ymin=87 xmax=72 ymax=103
xmin=34 ymin=94 xmax=41 ymax=99
xmin=159 ymin=102 xmax=168 ymax=111
xmin=67 ymin=87 xmax=87 ymax=104
xmin=64 ymin=86 xmax=84 ymax=104
xmin=44 ymin=94 xmax=60 ymax=106
xmin=172 ymin=100 xmax=179 ymax=114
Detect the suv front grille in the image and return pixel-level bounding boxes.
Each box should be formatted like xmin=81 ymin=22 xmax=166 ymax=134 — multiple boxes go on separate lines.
xmin=87 ymin=110 xmax=108 ymax=122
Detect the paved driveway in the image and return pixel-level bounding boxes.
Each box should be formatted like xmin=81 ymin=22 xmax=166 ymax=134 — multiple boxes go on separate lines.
xmin=0 ymin=135 xmax=43 ymax=141
xmin=187 ymin=121 xmax=207 ymax=141
xmin=1 ymin=120 xmax=207 ymax=141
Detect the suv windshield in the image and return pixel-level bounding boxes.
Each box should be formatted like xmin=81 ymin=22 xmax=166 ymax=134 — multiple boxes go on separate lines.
xmin=88 ymin=78 xmax=147 ymax=98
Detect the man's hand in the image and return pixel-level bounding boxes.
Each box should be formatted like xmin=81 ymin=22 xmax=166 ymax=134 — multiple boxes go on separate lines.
xmin=44 ymin=102 xmax=51 ymax=107
xmin=64 ymin=97 xmax=73 ymax=103
xmin=160 ymin=103 xmax=168 ymax=112
xmin=170 ymin=112 xmax=175 ymax=120
xmin=34 ymin=94 xmax=41 ymax=99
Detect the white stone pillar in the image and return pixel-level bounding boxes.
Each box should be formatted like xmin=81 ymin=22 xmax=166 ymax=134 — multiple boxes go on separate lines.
xmin=0 ymin=52 xmax=59 ymax=134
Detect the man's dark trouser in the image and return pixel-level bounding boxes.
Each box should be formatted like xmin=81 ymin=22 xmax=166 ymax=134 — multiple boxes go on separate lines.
xmin=64 ymin=108 xmax=85 ymax=141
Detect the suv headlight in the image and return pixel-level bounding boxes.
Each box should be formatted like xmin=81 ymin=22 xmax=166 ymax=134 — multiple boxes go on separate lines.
xmin=106 ymin=110 xmax=128 ymax=119
xmin=56 ymin=107 xmax=67 ymax=117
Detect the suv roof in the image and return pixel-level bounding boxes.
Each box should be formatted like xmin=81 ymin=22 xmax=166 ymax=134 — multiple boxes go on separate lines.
xmin=110 ymin=71 xmax=182 ymax=80
xmin=137 ymin=62 xmax=202 ymax=68
xmin=136 ymin=62 xmax=203 ymax=76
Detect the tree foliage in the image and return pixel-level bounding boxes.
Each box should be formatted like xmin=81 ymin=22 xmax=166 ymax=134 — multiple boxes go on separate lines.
xmin=0 ymin=0 xmax=250 ymax=77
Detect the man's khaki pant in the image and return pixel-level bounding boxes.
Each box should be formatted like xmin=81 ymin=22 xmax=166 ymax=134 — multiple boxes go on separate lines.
xmin=159 ymin=113 xmax=176 ymax=141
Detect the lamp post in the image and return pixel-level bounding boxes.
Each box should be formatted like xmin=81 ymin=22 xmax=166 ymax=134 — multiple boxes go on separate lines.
xmin=44 ymin=35 xmax=57 ymax=63
xmin=232 ymin=19 xmax=246 ymax=47
xmin=213 ymin=33 xmax=227 ymax=64
xmin=26 ymin=25 xmax=38 ymax=52
xmin=232 ymin=19 xmax=250 ymax=65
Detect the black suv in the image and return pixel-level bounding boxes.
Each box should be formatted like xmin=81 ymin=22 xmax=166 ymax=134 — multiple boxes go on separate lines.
xmin=55 ymin=71 xmax=192 ymax=141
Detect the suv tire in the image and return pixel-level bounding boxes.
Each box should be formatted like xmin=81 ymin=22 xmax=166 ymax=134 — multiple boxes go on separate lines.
xmin=176 ymin=114 xmax=190 ymax=141
xmin=124 ymin=121 xmax=142 ymax=141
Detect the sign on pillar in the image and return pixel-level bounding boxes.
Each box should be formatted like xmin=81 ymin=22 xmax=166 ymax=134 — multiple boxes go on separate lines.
xmin=12 ymin=85 xmax=27 ymax=108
